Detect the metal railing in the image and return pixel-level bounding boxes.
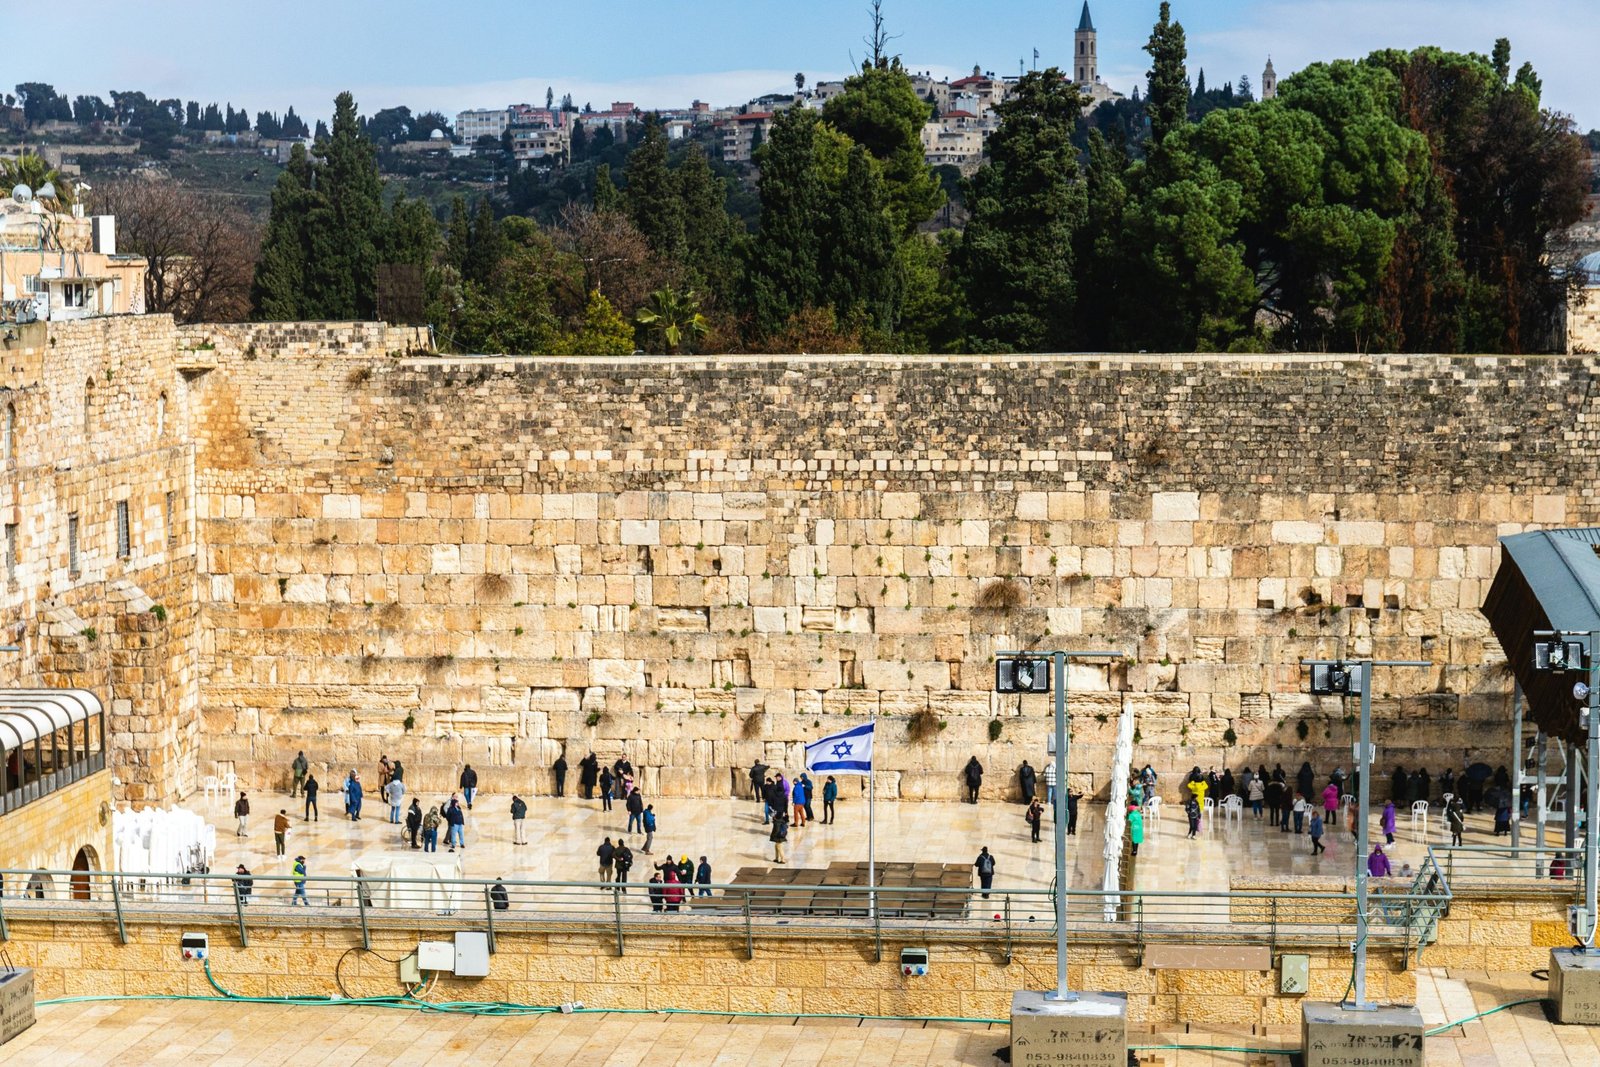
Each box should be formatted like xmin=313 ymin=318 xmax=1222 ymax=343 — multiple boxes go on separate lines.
xmin=1430 ymin=844 xmax=1586 ymax=890
xmin=0 ymin=866 xmax=1465 ymax=964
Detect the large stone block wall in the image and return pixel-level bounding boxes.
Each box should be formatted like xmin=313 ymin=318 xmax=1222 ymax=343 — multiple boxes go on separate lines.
xmin=187 ymin=346 xmax=1600 ymax=800
xmin=0 ymin=318 xmax=200 ymax=803
xmin=0 ymin=914 xmax=1411 ymax=1026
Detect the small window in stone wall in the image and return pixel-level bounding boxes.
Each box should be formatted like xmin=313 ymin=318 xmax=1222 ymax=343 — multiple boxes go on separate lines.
xmin=166 ymin=491 xmax=177 ymax=548
xmin=67 ymin=513 xmax=79 ymax=577
xmin=83 ymin=379 xmax=94 ymax=435
xmin=157 ymin=392 xmax=167 ymax=439
xmin=2 ymin=402 xmax=13 ymax=468
xmin=4 ymin=523 xmax=15 ymax=586
xmin=116 ymin=501 xmax=131 ymax=560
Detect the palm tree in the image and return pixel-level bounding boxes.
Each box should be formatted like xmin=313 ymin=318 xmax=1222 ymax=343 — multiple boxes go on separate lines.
xmin=634 ymin=288 xmax=709 ymax=354
xmin=0 ymin=152 xmax=75 ymax=208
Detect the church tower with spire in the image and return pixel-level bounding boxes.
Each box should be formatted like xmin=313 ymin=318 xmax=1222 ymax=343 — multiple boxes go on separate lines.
xmin=1075 ymin=2 xmax=1097 ymax=86
xmin=1261 ymin=56 xmax=1277 ymax=100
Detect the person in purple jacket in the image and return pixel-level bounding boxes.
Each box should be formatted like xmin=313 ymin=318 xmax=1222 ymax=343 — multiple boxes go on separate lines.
xmin=1367 ymin=844 xmax=1391 ymax=878
xmin=1381 ymin=800 xmax=1397 ymax=845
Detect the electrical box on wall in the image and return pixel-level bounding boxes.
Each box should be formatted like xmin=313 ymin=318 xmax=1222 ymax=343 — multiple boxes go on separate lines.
xmin=417 ymin=940 xmax=454 ymax=972
xmin=397 ymin=952 xmax=422 ymax=985
xmin=454 ymin=932 xmax=490 ymax=978
xmin=180 ymin=933 xmax=208 ymax=962
xmin=900 ymin=947 xmax=929 ymax=977
xmin=1279 ymin=954 xmax=1309 ymax=995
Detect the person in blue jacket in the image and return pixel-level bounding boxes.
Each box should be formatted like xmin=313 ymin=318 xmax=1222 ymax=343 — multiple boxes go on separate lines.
xmin=344 ymin=771 xmax=363 ymax=821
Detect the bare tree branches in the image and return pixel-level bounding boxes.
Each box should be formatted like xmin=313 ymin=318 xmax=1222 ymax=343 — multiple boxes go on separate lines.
xmin=92 ymin=179 xmax=261 ymax=323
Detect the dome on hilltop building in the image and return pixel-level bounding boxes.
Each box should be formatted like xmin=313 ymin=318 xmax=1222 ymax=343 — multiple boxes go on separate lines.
xmin=1577 ymin=251 xmax=1600 ymax=286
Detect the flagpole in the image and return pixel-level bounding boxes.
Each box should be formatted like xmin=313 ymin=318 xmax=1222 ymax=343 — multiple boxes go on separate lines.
xmin=868 ymin=711 xmax=877 ymax=919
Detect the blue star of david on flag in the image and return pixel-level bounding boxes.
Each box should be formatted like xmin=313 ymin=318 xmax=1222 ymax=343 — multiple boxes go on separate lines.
xmin=805 ymin=721 xmax=874 ymax=776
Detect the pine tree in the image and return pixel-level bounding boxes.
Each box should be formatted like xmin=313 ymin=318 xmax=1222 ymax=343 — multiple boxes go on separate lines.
xmin=821 ymin=145 xmax=898 ymax=333
xmin=445 ymin=197 xmax=472 ymax=276
xmin=743 ymin=109 xmax=828 ymax=334
xmin=1144 ymin=1 xmax=1189 ymax=144
xmin=464 ymin=199 xmax=505 ymax=288
xmin=304 ymin=92 xmax=384 ymax=319
xmin=676 ymin=145 xmax=741 ymax=299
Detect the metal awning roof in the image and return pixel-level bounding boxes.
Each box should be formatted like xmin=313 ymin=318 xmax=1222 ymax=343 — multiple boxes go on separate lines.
xmin=1482 ymin=528 xmax=1600 ymax=742
xmin=0 ymin=689 xmax=101 ymax=751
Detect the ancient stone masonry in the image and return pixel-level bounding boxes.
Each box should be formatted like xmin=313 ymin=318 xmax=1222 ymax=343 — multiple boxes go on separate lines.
xmin=7 ymin=316 xmax=1597 ymax=805
xmin=0 ymin=317 xmax=199 ymax=803
xmin=182 ymin=338 xmax=1600 ymax=803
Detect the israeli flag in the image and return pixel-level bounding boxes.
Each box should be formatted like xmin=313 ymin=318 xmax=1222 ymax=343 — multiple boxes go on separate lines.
xmin=805 ymin=721 xmax=875 ymax=776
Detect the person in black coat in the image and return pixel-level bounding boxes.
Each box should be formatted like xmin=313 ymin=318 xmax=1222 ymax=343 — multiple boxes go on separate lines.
xmin=1018 ymin=761 xmax=1037 ymax=804
xmin=599 ymin=768 xmax=615 ymax=811
xmin=1415 ymin=768 xmax=1431 ymax=806
xmin=553 ymin=754 xmax=568 ymax=797
xmin=1391 ymin=767 xmax=1410 ymax=806
xmin=1296 ymin=763 xmax=1315 ymax=804
xmin=405 ymin=799 xmax=422 ymax=849
xmin=963 ymin=756 xmax=983 ymax=804
xmin=578 ymin=753 xmax=599 ymax=800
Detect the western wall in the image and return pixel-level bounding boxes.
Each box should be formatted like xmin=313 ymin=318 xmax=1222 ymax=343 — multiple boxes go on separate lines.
xmin=5 ymin=316 xmax=1591 ymax=806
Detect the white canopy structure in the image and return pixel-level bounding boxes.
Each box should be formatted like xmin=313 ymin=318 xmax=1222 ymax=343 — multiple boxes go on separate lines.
xmin=0 ymin=688 xmax=106 ymax=811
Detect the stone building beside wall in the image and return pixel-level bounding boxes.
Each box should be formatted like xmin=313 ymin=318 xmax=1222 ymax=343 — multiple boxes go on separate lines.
xmin=0 ymin=315 xmax=1588 ymax=808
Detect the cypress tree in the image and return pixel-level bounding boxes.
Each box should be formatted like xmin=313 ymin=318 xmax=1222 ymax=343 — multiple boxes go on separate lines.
xmin=305 ymin=92 xmax=384 ymax=319
xmin=252 ymin=144 xmax=318 ymax=320
xmin=623 ymin=117 xmax=686 ymax=262
xmin=1144 ymin=2 xmax=1189 ymax=145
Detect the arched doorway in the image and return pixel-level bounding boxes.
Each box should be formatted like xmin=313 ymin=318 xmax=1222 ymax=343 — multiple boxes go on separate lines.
xmin=26 ymin=871 xmax=52 ymax=900
xmin=71 ymin=846 xmax=98 ymax=901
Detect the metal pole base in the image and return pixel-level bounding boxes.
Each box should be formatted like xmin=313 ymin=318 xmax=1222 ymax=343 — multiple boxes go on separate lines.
xmin=1302 ymin=1001 xmax=1423 ymax=1067
xmin=1550 ymin=948 xmax=1600 ymax=1023
xmin=1012 ymin=990 xmax=1126 ymax=1066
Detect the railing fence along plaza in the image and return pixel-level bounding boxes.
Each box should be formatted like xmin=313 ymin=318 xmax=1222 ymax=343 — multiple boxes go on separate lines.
xmin=0 ymin=845 xmax=1577 ymax=963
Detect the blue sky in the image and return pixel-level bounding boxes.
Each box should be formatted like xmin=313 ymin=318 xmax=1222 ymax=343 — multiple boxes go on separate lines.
xmin=14 ymin=0 xmax=1596 ymax=129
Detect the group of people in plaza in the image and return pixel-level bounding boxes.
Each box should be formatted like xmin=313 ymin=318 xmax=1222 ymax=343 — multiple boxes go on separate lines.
xmin=746 ymin=760 xmax=839 ymax=864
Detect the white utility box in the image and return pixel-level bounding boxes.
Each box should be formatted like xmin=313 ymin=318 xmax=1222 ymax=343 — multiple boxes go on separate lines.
xmin=454 ymin=932 xmax=490 ymax=978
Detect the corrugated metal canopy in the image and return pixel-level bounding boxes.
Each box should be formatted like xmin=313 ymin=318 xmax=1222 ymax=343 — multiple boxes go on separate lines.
xmin=0 ymin=689 xmax=101 ymax=751
xmin=1482 ymin=528 xmax=1600 ymax=742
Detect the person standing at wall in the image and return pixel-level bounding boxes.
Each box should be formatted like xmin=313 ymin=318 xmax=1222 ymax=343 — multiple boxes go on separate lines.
xmin=405 ymin=799 xmax=422 ymax=849
xmin=1043 ymin=760 xmax=1057 ymax=807
xmin=1018 ymin=761 xmax=1037 ymax=804
xmin=445 ymin=796 xmax=466 ymax=851
xmin=964 ymin=756 xmax=983 ymax=804
xmin=1126 ymin=804 xmax=1144 ymax=857
xmin=386 ymin=775 xmax=405 ymax=824
xmin=822 ymin=776 xmax=838 ymax=824
xmin=973 ymin=846 xmax=996 ymax=899
xmin=641 ymin=804 xmax=657 ymax=854
xmin=1447 ymin=797 xmax=1465 ymax=846
xmin=579 ymin=752 xmax=599 ymax=799
xmin=459 ymin=764 xmax=478 ymax=810
xmin=553 ymin=753 xmax=568 ymax=797
xmin=510 ymin=794 xmax=527 ymax=845
xmin=799 ymin=773 xmax=816 ymax=823
xmin=1066 ymin=788 xmax=1082 ymax=836
xmin=790 ymin=775 xmax=808 ymax=827
xmin=614 ymin=839 xmax=633 ymax=890
xmin=770 ymin=810 xmax=789 ymax=864
xmin=422 ymin=805 xmax=440 ymax=852
xmin=344 ymin=771 xmax=363 ymax=821
xmin=290 ymin=751 xmax=308 ymax=798
xmin=273 ymin=809 xmax=290 ymax=857
xmin=1026 ymin=797 xmax=1043 ymax=842
xmin=304 ymin=773 xmax=319 ymax=822
xmin=234 ymin=792 xmax=250 ymax=836
xmin=599 ymin=767 xmax=615 ymax=812
xmin=626 ymin=788 xmax=645 ymax=834
xmin=378 ymin=755 xmax=392 ymax=795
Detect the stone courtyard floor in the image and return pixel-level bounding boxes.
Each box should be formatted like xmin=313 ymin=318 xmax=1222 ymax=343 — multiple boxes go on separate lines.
xmin=3 ymin=967 xmax=1596 ymax=1066
xmin=185 ymin=788 xmax=1515 ymax=896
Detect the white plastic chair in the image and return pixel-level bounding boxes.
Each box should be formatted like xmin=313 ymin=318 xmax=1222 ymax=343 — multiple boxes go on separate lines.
xmin=1410 ymin=800 xmax=1429 ymax=838
xmin=202 ymin=775 xmax=220 ymax=803
xmin=1340 ymin=794 xmax=1357 ymax=818
xmin=1221 ymin=795 xmax=1244 ymax=823
xmin=1144 ymin=795 xmax=1162 ymax=822
xmin=220 ymin=771 xmax=238 ymax=801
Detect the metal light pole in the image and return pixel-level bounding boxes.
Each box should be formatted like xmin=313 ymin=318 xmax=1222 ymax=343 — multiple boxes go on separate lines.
xmin=998 ymin=647 xmax=1121 ymax=1003
xmin=1303 ymin=657 xmax=1429 ymax=1010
